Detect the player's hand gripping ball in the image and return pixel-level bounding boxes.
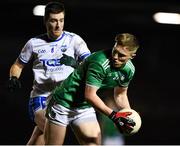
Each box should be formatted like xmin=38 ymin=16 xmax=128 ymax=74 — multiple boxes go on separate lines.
xmin=119 ymin=108 xmax=141 ymax=136
xmin=109 ymin=108 xmax=142 ymax=136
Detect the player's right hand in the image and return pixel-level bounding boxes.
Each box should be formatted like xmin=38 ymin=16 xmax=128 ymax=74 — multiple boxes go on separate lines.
xmin=7 ymin=76 xmax=21 ymax=92
xmin=108 ymin=110 xmax=135 ymax=134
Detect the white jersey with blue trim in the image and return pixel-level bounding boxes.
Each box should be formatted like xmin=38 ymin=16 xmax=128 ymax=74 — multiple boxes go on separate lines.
xmin=18 ymin=31 xmax=91 ymax=98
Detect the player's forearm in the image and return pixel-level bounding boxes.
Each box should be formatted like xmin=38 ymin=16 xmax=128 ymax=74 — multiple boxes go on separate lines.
xmin=114 ymin=87 xmax=131 ymax=109
xmin=114 ymin=94 xmax=131 ymax=109
xmin=85 ymin=94 xmax=113 ymax=116
xmin=85 ymin=87 xmax=112 ymax=116
xmin=85 ymin=85 xmax=113 ymax=116
xmin=9 ymin=61 xmax=23 ymax=78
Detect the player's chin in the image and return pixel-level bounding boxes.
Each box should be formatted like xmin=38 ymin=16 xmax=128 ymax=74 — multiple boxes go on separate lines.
xmin=53 ymin=31 xmax=61 ymax=38
xmin=113 ymin=62 xmax=122 ymax=68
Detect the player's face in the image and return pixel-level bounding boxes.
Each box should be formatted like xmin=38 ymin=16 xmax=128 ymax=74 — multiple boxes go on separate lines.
xmin=46 ymin=12 xmax=64 ymax=40
xmin=112 ymin=43 xmax=136 ymax=68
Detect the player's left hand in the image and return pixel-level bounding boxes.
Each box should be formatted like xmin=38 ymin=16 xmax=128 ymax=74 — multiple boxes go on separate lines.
xmin=60 ymin=54 xmax=78 ymax=68
xmin=109 ymin=111 xmax=136 ymax=134
xmin=7 ymin=76 xmax=21 ymax=92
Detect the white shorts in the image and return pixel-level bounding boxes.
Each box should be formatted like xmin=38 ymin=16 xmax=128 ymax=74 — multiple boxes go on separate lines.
xmin=46 ymin=102 xmax=98 ymax=127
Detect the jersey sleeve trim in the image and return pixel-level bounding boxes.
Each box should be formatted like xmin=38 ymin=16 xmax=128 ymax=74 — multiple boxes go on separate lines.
xmin=18 ymin=56 xmax=29 ymax=64
xmin=79 ymin=52 xmax=91 ymax=61
xmin=86 ymin=83 xmax=100 ymax=89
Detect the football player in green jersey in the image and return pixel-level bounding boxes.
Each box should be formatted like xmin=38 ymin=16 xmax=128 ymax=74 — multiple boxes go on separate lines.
xmin=44 ymin=33 xmax=140 ymax=145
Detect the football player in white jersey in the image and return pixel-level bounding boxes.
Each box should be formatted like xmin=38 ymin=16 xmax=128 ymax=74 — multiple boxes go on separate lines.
xmin=7 ymin=2 xmax=91 ymax=145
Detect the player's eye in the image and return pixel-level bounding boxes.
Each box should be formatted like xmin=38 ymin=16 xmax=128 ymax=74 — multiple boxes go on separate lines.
xmin=60 ymin=18 xmax=64 ymax=23
xmin=49 ymin=19 xmax=56 ymax=23
xmin=118 ymin=53 xmax=125 ymax=58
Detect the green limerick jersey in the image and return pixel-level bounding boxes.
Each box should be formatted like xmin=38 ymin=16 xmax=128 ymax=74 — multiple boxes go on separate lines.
xmin=52 ymin=49 xmax=135 ymax=109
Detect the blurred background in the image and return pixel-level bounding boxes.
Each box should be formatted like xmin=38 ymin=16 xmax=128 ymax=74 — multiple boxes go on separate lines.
xmin=0 ymin=0 xmax=180 ymax=144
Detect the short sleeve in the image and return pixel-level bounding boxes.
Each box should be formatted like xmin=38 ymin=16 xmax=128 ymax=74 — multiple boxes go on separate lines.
xmin=18 ymin=39 xmax=33 ymax=64
xmin=74 ymin=35 xmax=91 ymax=61
xmin=118 ymin=69 xmax=135 ymax=87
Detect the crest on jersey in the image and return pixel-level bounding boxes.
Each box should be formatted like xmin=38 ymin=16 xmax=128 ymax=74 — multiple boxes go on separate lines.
xmin=120 ymin=76 xmax=125 ymax=81
xmin=117 ymin=71 xmax=125 ymax=81
xmin=60 ymin=45 xmax=68 ymax=52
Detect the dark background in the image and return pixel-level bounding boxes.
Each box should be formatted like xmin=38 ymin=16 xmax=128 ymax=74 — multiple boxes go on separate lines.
xmin=0 ymin=0 xmax=180 ymax=144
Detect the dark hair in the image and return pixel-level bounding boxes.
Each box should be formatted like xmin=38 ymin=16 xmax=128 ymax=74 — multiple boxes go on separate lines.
xmin=44 ymin=2 xmax=65 ymax=22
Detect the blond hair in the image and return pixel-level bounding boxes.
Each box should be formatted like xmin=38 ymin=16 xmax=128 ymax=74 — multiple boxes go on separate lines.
xmin=115 ymin=33 xmax=139 ymax=51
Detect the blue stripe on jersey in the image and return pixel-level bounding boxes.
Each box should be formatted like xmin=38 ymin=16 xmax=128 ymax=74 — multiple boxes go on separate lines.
xmin=79 ymin=53 xmax=91 ymax=61
xmin=18 ymin=56 xmax=28 ymax=64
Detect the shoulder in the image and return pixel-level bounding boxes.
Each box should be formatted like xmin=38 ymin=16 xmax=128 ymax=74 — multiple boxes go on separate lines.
xmin=26 ymin=34 xmax=48 ymax=46
xmin=63 ymin=31 xmax=84 ymax=40
xmin=122 ymin=60 xmax=135 ymax=78
xmin=125 ymin=60 xmax=135 ymax=73
xmin=89 ymin=49 xmax=110 ymax=60
xmin=87 ymin=49 xmax=111 ymax=68
xmin=27 ymin=33 xmax=46 ymax=42
xmin=63 ymin=31 xmax=76 ymax=37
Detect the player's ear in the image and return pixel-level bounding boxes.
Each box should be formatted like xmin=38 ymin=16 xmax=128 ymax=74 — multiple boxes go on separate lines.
xmin=131 ymin=53 xmax=136 ymax=59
